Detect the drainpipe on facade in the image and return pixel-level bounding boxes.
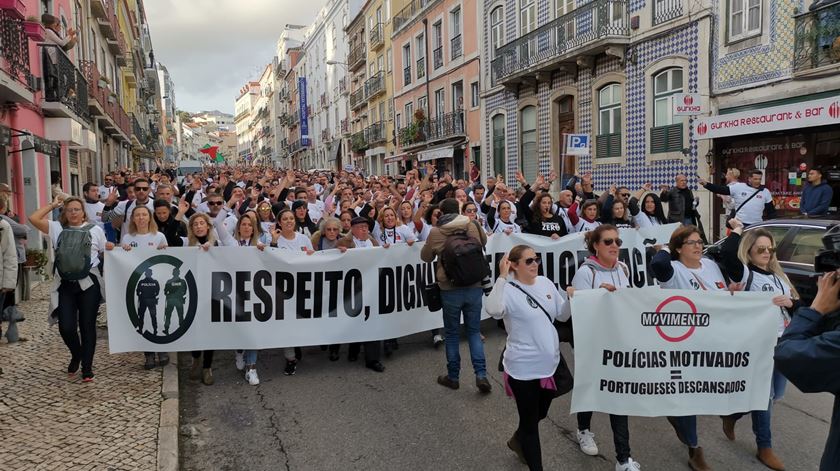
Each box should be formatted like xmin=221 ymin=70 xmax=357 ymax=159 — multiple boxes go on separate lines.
xmin=422 ymin=19 xmax=431 ymax=120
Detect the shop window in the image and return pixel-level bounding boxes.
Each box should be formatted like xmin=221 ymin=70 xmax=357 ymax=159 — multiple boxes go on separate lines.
xmin=651 ymin=68 xmax=684 ymax=154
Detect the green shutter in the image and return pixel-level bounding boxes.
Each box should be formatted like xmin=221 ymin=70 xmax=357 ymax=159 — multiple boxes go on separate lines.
xmin=596 ymin=133 xmax=621 ymax=158
xmin=650 ymin=123 xmax=683 ymax=154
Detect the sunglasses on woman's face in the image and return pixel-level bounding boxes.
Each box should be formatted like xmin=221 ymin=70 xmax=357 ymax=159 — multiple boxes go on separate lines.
xmin=523 ymin=257 xmax=541 ymax=266
xmin=755 ymin=245 xmax=775 ymax=254
xmin=601 ymin=238 xmax=623 ymax=247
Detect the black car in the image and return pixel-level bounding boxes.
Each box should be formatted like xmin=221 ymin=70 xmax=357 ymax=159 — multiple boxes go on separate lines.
xmin=705 ymin=217 xmax=838 ymax=304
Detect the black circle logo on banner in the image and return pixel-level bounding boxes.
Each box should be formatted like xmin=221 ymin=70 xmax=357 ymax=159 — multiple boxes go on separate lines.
xmin=125 ymin=255 xmax=197 ymax=344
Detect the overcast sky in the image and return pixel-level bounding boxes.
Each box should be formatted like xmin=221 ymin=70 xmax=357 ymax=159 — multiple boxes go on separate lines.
xmin=145 ymin=0 xmax=326 ymax=114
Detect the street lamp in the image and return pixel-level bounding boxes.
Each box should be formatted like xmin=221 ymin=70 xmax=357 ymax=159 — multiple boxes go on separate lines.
xmin=326 ymin=60 xmax=347 ymax=67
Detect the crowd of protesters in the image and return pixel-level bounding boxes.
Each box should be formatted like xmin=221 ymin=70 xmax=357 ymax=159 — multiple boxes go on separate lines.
xmin=6 ymin=158 xmax=839 ymax=471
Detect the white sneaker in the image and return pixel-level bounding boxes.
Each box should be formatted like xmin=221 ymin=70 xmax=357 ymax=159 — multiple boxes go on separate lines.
xmin=615 ymin=458 xmax=641 ymax=471
xmin=245 ymin=368 xmax=260 ymax=385
xmin=432 ymin=334 xmax=444 ymax=347
xmin=235 ymin=352 xmax=245 ymax=371
xmin=577 ymin=429 xmax=599 ymax=456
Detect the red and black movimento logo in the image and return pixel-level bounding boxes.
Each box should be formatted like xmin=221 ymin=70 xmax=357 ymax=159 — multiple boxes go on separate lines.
xmin=640 ymin=296 xmax=710 ymax=343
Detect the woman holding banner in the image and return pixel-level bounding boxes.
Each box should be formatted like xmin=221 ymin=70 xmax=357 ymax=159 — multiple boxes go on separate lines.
xmin=565 ymin=225 xmax=640 ymax=471
xmin=650 ymin=225 xmax=727 ymax=471
xmin=718 ymin=218 xmax=796 ymax=471
xmin=486 ymin=244 xmax=568 ymax=470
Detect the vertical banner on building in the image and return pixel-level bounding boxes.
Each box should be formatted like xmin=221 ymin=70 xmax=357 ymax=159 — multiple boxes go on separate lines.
xmin=299 ymin=77 xmax=309 ymax=147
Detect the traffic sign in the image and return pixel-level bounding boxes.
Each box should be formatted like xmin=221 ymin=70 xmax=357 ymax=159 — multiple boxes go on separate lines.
xmin=564 ymin=134 xmax=590 ymax=156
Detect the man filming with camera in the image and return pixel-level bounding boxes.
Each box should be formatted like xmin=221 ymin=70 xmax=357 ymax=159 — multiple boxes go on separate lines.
xmin=775 ymin=227 xmax=840 ymax=471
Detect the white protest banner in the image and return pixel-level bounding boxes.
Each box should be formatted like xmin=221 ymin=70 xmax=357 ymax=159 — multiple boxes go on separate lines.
xmin=106 ymin=224 xmax=678 ymax=353
xmin=569 ymin=287 xmax=778 ymax=417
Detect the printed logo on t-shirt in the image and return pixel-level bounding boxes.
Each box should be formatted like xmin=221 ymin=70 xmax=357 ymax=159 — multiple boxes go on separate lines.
xmin=761 ymin=283 xmax=774 ymax=292
xmin=525 ymin=296 xmax=538 ymax=309
xmin=714 ymin=281 xmax=726 ymax=289
xmin=689 ymin=278 xmax=701 ymax=290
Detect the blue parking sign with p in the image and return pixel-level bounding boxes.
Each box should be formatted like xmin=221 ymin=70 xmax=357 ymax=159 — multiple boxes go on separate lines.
xmin=565 ymin=133 xmax=590 ymax=156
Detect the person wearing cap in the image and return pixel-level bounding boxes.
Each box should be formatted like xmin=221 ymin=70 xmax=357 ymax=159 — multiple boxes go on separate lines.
xmin=335 ymin=216 xmax=385 ymax=372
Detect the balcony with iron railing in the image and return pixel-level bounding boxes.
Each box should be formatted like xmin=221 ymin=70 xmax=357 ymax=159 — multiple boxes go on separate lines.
xmin=350 ymin=86 xmax=366 ymax=110
xmin=95 ymin=0 xmax=118 ymax=40
xmin=351 ymin=129 xmax=368 ymax=153
xmin=417 ymin=57 xmax=426 ymax=79
xmin=370 ymin=23 xmax=385 ymax=50
xmin=131 ymin=114 xmax=147 ymax=148
xmin=79 ymin=61 xmax=132 ymax=139
xmin=0 ymin=10 xmax=34 ymax=94
xmin=652 ymin=0 xmax=683 ymax=26
xmin=491 ymin=0 xmax=630 ymax=86
xmin=403 ymin=65 xmax=411 ymax=86
xmin=348 ymin=43 xmax=366 ymax=71
xmin=394 ymin=0 xmax=434 ymax=33
xmin=365 ymin=71 xmax=385 ymax=99
xmin=398 ymin=110 xmax=464 ymax=148
xmin=366 ymin=121 xmax=386 ymax=144
xmin=90 ymin=0 xmax=109 ymax=19
xmin=339 ymin=77 xmax=348 ymax=94
xmin=41 ymin=45 xmax=90 ymax=123
xmin=321 ymin=128 xmax=331 ymax=141
xmin=433 ymin=46 xmax=443 ymax=70
xmin=451 ymin=34 xmax=462 ymax=59
xmin=290 ymin=110 xmax=300 ymax=126
xmin=793 ymin=1 xmax=840 ymax=74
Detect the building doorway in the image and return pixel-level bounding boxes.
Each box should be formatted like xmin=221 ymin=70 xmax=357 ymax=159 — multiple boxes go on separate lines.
xmin=557 ymin=96 xmax=575 ymax=179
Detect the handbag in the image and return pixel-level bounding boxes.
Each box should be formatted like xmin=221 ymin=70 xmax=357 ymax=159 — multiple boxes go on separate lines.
xmin=424 ymin=283 xmax=442 ymax=312
xmin=499 ymin=281 xmax=574 ymax=397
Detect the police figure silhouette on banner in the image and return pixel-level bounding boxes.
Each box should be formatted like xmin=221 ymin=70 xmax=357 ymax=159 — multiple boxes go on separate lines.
xmin=136 ymin=269 xmax=160 ymax=334
xmin=164 ymin=267 xmax=187 ymax=335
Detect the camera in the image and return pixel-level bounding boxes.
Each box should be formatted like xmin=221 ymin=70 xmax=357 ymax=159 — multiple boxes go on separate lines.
xmin=814 ymin=224 xmax=840 ymax=274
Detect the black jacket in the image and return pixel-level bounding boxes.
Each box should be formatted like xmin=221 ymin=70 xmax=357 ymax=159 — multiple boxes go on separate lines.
xmin=660 ymin=187 xmax=695 ymax=223
xmin=155 ymin=215 xmax=187 ymax=247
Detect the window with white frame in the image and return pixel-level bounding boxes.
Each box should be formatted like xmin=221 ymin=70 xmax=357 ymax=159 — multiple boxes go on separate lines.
xmin=520 ymin=106 xmax=538 ymax=182
xmin=492 ymin=114 xmax=506 ymax=177
xmin=432 ymin=21 xmax=443 ymax=69
xmin=450 ymin=7 xmax=462 ymax=59
xmin=418 ymin=95 xmax=428 ymax=114
xmin=434 ymin=89 xmax=445 ymax=117
xmin=520 ymin=0 xmax=536 ymax=35
xmin=651 ymin=68 xmax=684 ymax=153
xmin=470 ymin=81 xmax=479 ymax=107
xmin=729 ymin=0 xmax=762 ymax=41
xmin=596 ymin=84 xmax=621 ymax=158
xmin=405 ymin=102 xmax=414 ymax=122
xmin=416 ymin=34 xmax=426 ymax=79
xmin=490 ymin=7 xmax=504 ymax=59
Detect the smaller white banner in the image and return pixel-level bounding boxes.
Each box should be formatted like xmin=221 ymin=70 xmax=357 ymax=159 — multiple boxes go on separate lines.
xmin=673 ymin=93 xmax=703 ymax=116
xmin=696 ymin=95 xmax=840 ymax=139
xmin=570 ymin=287 xmax=778 ymax=417
xmin=564 ymin=134 xmax=590 ymax=156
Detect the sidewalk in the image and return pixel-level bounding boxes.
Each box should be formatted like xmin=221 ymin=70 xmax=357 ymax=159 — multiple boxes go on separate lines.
xmin=0 ymin=282 xmax=169 ymax=470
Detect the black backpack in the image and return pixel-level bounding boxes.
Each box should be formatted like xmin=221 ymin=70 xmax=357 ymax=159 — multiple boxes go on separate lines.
xmin=441 ymin=221 xmax=490 ymax=286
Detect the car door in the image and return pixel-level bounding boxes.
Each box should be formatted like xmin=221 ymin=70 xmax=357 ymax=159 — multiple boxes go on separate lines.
xmin=777 ymin=224 xmax=826 ymax=304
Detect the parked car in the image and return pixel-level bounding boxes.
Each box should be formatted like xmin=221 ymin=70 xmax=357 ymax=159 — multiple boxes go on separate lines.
xmin=705 ymin=217 xmax=839 ymax=305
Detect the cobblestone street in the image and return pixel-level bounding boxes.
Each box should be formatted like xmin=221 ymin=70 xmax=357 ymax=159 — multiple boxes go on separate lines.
xmin=0 ymin=282 xmax=165 ymax=470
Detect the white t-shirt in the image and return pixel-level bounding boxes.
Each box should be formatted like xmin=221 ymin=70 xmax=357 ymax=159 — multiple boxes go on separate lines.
xmin=659 ymin=258 xmax=728 ymax=291
xmin=729 ymin=183 xmax=772 ymax=225
xmin=574 ymin=219 xmax=601 ymax=233
xmin=84 ymin=201 xmax=105 ymax=229
xmin=554 ymin=206 xmax=576 ymax=233
xmin=48 ymin=221 xmax=107 ymax=269
xmin=352 ymin=236 xmax=374 ymax=248
xmin=274 ymin=232 xmax=313 ymax=252
xmin=417 ymin=220 xmax=432 ymax=241
xmin=491 ymin=218 xmax=521 ymax=234
xmin=373 ymin=224 xmax=416 ymax=245
xmin=633 ymin=212 xmax=662 ymax=229
xmin=112 ymin=198 xmax=155 ymax=235
xmin=120 ymin=231 xmax=168 ymax=249
xmin=733 ymin=265 xmax=793 ymax=336
xmin=308 ymin=200 xmax=325 ymax=223
xmin=485 ymin=277 xmax=569 ymax=380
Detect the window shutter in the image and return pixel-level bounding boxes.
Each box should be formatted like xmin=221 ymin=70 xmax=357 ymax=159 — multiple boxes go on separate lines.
xmin=650 ymin=123 xmax=682 ymax=154
xmin=596 ymin=133 xmax=621 ymax=158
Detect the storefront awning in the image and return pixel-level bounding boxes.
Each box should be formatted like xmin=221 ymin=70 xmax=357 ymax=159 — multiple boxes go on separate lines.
xmin=384 ymin=152 xmax=411 ymax=164
xmin=696 ymin=95 xmax=840 ymax=140
xmin=418 ymin=145 xmax=454 ymax=162
xmin=328 ymin=141 xmax=341 ymax=162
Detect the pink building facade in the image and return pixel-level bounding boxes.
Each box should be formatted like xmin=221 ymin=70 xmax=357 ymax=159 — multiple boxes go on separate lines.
xmin=391 ymin=0 xmax=481 ymax=178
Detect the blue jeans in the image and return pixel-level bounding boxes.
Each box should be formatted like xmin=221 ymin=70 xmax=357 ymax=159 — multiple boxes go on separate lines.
xmin=731 ymin=366 xmax=788 ymax=448
xmin=440 ymin=287 xmax=486 ymax=381
xmin=244 ymin=350 xmax=258 ymax=365
xmin=672 ymin=416 xmax=699 ymax=447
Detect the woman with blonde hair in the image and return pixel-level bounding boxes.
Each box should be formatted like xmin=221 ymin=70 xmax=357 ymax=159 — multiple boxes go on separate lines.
xmin=29 ymin=197 xmax=108 ymax=382
xmin=718 ymin=218 xmax=796 ymax=471
xmin=120 ymin=206 xmax=167 ymax=250
xmin=311 ymin=216 xmax=347 ymax=251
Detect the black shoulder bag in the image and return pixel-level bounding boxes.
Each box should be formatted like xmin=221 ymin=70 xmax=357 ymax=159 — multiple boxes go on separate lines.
xmin=497 ymin=281 xmax=574 ymax=397
xmin=726 ymin=188 xmax=761 ymax=228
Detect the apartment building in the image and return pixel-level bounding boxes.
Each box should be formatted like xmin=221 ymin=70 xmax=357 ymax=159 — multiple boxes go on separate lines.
xmin=234 ymin=81 xmax=260 ymax=165
xmin=392 ymin=0 xmax=481 ymax=178
xmin=481 ymin=0 xmax=713 ymax=209
xmin=696 ymin=0 xmax=840 ymax=236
